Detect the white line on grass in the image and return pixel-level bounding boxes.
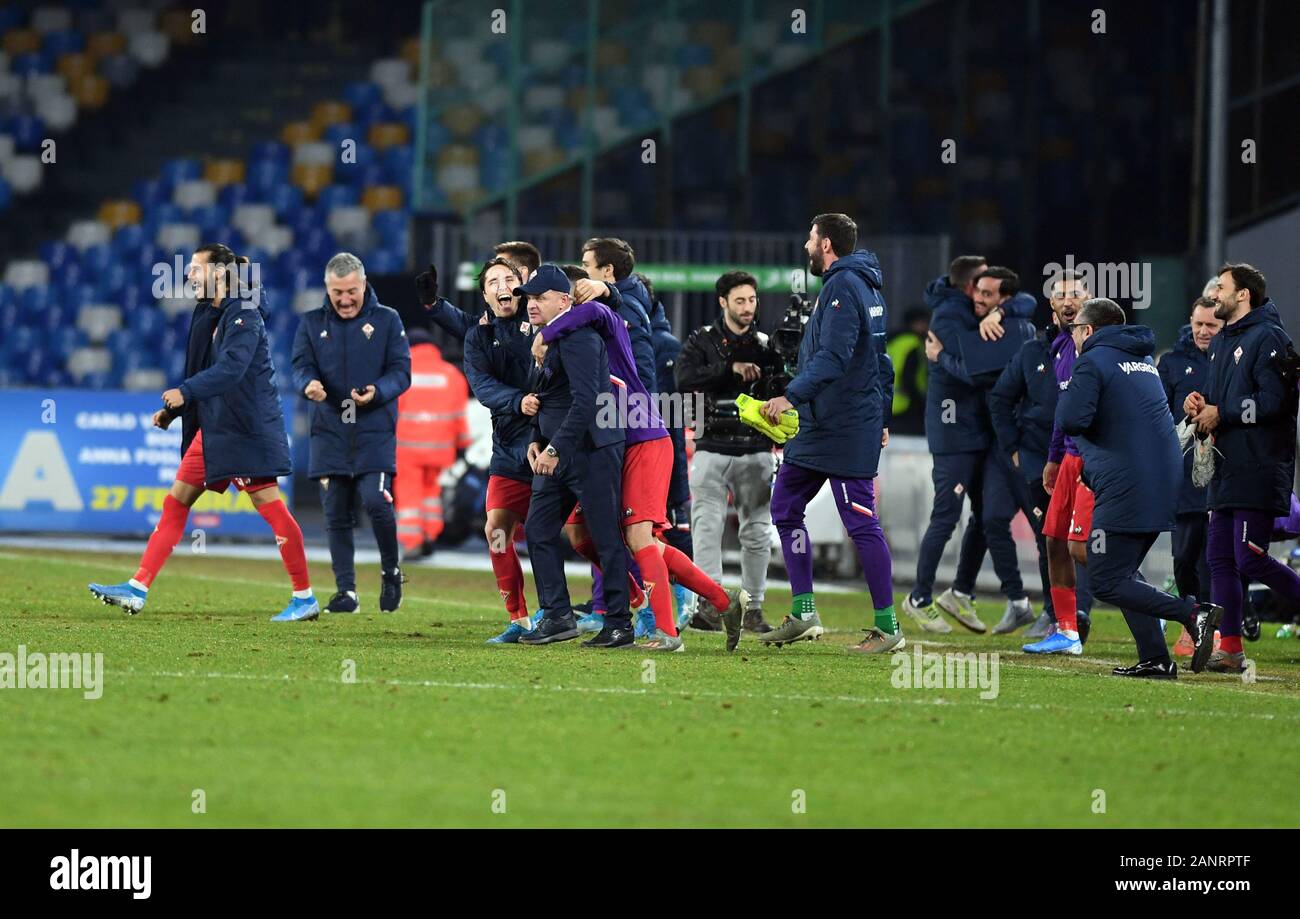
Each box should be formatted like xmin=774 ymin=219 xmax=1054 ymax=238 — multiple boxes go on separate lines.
xmin=103 ymin=667 xmax=1297 ymax=723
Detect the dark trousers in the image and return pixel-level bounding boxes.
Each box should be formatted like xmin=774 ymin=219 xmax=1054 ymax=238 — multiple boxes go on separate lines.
xmin=527 ymin=442 xmax=629 ymax=627
xmin=1207 ymin=508 xmax=1300 ymax=638
xmin=321 ymin=471 xmax=400 ymax=592
xmin=914 ymin=448 xmax=1024 ymax=603
xmin=1087 ymin=530 xmax=1193 ymax=661
xmin=1171 ymin=512 xmax=1212 ymax=601
xmin=1016 ymin=474 xmax=1055 ymax=614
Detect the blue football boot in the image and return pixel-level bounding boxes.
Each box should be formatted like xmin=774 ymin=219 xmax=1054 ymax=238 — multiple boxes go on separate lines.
xmin=88 ymin=581 xmax=147 ymax=615
xmin=271 ymin=595 xmax=320 ymax=622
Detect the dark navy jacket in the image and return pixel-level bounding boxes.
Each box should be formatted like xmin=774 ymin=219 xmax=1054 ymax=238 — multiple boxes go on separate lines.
xmin=1156 ymin=325 xmax=1212 ymax=515
xmin=1203 ymin=300 xmax=1296 ymax=515
xmin=987 ymin=328 xmax=1059 ymax=482
xmin=783 ymin=251 xmax=886 ymax=478
xmin=291 ymin=286 xmax=411 ymax=478
xmin=530 ymin=323 xmax=624 ymax=463
xmin=1056 ymin=325 xmax=1180 ymax=534
xmin=163 ymin=297 xmax=222 ymax=457
xmin=464 ymin=312 xmax=538 ymax=483
xmin=923 ymin=276 xmax=1035 ymax=454
xmin=649 ymin=297 xmax=690 ymax=505
xmin=613 ymin=274 xmax=658 ymax=396
xmin=177 ymin=292 xmax=291 ymax=482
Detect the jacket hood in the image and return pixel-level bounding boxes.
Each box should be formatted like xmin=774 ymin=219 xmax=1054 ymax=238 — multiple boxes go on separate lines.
xmin=825 ymin=249 xmax=883 ymax=290
xmin=1223 ymin=298 xmax=1282 ymax=337
xmin=1172 ymin=323 xmax=1206 ymax=356
xmin=924 ymin=274 xmax=976 ymax=325
xmin=1082 ymin=324 xmax=1156 ymax=357
xmin=650 ymin=299 xmax=671 ymax=333
xmin=320 ymin=283 xmax=380 ymax=320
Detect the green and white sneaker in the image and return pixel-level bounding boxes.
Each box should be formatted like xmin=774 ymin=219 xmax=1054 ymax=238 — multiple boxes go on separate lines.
xmin=902 ymin=594 xmax=952 ymax=633
xmin=936 ymin=587 xmax=987 ymax=633
xmin=758 ymin=612 xmax=824 ymax=647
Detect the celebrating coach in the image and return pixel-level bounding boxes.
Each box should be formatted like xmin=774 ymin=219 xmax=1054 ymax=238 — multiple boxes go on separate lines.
xmin=292 ymin=252 xmax=412 ymax=614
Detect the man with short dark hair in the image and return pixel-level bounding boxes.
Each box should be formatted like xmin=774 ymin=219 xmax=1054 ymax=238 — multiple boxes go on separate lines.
xmin=494 ymin=241 xmax=541 ymax=280
xmin=1057 ymin=298 xmax=1220 ymax=678
xmin=1184 ymin=263 xmax=1300 ymax=672
xmin=904 ymin=259 xmax=1037 ymax=634
xmin=677 ymin=270 xmax=785 ymax=634
xmin=580 ymin=237 xmax=658 ymax=398
xmin=756 ymin=214 xmax=900 ymax=653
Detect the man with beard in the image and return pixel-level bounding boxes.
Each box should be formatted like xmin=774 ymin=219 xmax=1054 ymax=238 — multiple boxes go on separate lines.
xmin=676 ymin=270 xmax=784 ymax=636
xmin=90 ymin=244 xmax=317 ymax=621
xmin=904 ymin=257 xmax=1037 ymax=634
xmin=756 ymin=214 xmax=899 ymax=653
xmin=1184 ymin=263 xmax=1300 ymax=673
xmin=1024 ymin=271 xmax=1098 ymax=654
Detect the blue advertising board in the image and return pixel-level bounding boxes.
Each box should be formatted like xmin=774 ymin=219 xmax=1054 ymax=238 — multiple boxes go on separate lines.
xmin=0 ymin=389 xmax=292 ymax=536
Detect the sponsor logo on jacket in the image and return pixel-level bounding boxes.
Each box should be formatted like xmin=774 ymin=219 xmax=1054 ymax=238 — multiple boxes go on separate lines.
xmin=1118 ymin=360 xmax=1158 ymax=376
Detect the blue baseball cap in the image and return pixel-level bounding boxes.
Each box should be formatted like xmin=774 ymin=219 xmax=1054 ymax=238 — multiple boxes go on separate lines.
xmin=513 ymin=263 xmax=571 ymax=298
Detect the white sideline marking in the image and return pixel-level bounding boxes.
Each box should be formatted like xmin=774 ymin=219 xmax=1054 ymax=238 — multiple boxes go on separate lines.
xmin=103 ymin=667 xmax=1298 ymax=722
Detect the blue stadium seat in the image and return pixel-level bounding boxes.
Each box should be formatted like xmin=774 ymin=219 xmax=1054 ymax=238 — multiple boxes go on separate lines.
xmin=372 ymin=209 xmax=407 ymax=246
xmin=19 ymin=286 xmax=53 ymax=316
xmin=38 ymin=302 xmax=69 ymax=332
xmin=381 ymin=145 xmax=414 ymax=185
xmin=111 ymin=223 xmax=148 ymax=256
xmin=267 ymin=182 xmax=303 ymax=218
xmin=343 ymin=81 xmax=382 ymax=111
xmin=80 ymin=370 xmax=119 ymax=390
xmin=128 ymin=307 xmax=166 ymax=338
xmin=188 ymin=203 xmax=230 ymax=234
xmin=40 ymin=239 xmax=78 ymax=271
xmin=317 ymin=184 xmax=359 ymax=211
xmin=79 ymin=244 xmax=114 ymax=274
xmin=0 ymin=300 xmax=19 ymax=332
xmin=0 ymin=177 xmax=10 ymax=212
xmin=41 ymin=367 xmax=73 ymax=389
xmin=2 ymin=326 xmax=37 ymax=361
xmin=9 ymin=115 xmax=46 ymax=153
xmin=364 ymin=248 xmax=404 ymax=275
xmin=250 ymin=141 xmax=291 ymax=165
xmin=43 ymin=29 xmax=85 ymax=57
xmin=324 ymin=122 xmax=358 ymax=146
xmin=351 ymin=100 xmax=393 ymax=129
xmin=165 ymin=351 xmax=187 ymax=380
xmin=11 ymin=52 xmax=54 ymax=78
xmin=106 ymin=328 xmax=134 ymax=358
xmin=49 ymin=327 xmax=86 ymax=361
xmin=170 ymin=313 xmax=191 ymax=338
xmin=0 ymin=283 xmax=14 ymax=310
xmin=96 ymin=262 xmax=131 ymax=299
xmin=274 ymin=249 xmax=308 ymax=278
xmin=160 ymin=158 xmax=202 ymax=187
xmin=247 ymin=159 xmax=290 ymax=195
xmin=218 ymin=181 xmax=256 ymax=210
xmin=132 ymin=178 xmax=170 ymax=209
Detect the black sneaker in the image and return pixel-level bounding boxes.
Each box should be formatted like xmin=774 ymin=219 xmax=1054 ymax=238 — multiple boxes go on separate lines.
xmin=1077 ymin=609 xmax=1091 ymax=645
xmin=1243 ymin=605 xmax=1261 ymax=642
xmin=325 ymin=590 xmax=359 ymax=614
xmin=1189 ymin=601 xmax=1224 ymax=673
xmin=581 ymin=625 xmax=636 ymax=648
xmin=743 ymin=606 xmax=773 ymax=633
xmin=519 ymin=612 xmax=579 ymax=645
xmin=1112 ymin=657 xmax=1178 ymax=680
xmin=380 ymin=569 xmax=404 ymax=612
xmin=689 ymin=607 xmax=722 ymax=632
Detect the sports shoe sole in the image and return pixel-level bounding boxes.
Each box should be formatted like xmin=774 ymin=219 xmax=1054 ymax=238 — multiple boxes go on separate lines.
xmin=936 ymin=591 xmax=987 ymax=633
xmin=760 ymin=625 xmax=825 ymax=648
xmin=847 ymin=635 xmax=906 ymax=654
xmin=902 ymin=597 xmax=951 ymax=634
xmin=1189 ymin=607 xmax=1224 ymax=674
xmin=520 ymin=629 xmax=580 ymax=645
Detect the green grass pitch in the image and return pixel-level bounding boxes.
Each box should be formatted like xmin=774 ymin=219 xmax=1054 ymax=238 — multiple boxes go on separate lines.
xmin=2 ymin=545 xmax=1298 ymax=827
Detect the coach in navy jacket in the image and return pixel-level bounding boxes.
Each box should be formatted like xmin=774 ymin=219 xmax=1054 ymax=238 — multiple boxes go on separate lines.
xmin=782 ymin=250 xmax=887 ymax=479
xmin=1056 ymin=302 xmax=1196 ymax=664
xmin=291 ymin=284 xmax=411 ymax=479
xmin=177 ymin=292 xmax=291 ymax=482
xmin=1202 ymin=299 xmax=1295 ymax=516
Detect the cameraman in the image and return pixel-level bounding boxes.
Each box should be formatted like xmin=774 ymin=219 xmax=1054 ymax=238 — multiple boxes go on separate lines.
xmin=676 ymin=270 xmax=783 ymax=633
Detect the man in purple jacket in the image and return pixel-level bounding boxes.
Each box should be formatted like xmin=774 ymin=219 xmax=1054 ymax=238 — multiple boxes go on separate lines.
xmin=534 ymin=269 xmax=747 ymax=652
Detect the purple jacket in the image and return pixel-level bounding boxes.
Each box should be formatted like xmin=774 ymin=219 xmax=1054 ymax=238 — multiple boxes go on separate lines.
xmin=541 ymin=300 xmax=669 ymax=446
xmin=1048 ymin=328 xmax=1081 ymax=462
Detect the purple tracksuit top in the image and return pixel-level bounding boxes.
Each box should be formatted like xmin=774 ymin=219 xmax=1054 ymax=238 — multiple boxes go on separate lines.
xmin=541 ymin=300 xmax=668 ymax=446
xmin=1048 ymin=328 xmax=1081 ymax=462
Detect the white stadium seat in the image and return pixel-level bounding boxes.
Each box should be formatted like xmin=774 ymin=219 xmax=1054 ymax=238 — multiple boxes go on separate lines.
xmin=326 ymin=205 xmax=370 ymax=240
xmin=66 ymin=219 xmax=112 ymax=251
xmin=4 ymin=259 xmax=51 ymax=290
xmin=370 ymin=59 xmax=410 ymax=89
xmin=0 ymin=134 xmax=16 ymax=161
xmin=524 ymin=85 xmax=564 ymax=112
xmin=76 ymin=306 xmax=124 ymax=344
xmin=122 ymin=368 xmax=167 ymax=391
xmin=172 ymin=179 xmax=217 ymax=210
xmin=155 ymin=222 xmax=201 ymax=252
xmin=231 ymin=203 xmax=276 ymax=237
xmin=128 ymin=30 xmax=170 ymax=68
xmin=25 ymin=73 xmax=67 ymax=103
xmin=2 ymin=156 xmax=44 ymax=194
xmin=292 ymin=141 xmax=335 ymax=167
xmin=157 ymin=296 xmax=192 ymax=318
xmin=293 ymin=288 xmax=325 ymax=314
xmin=382 ymin=80 xmax=419 ymax=110
xmin=250 ymin=224 xmax=293 ymax=256
xmin=527 ymin=40 xmax=569 ymax=72
xmin=67 ymin=347 xmax=114 ymax=382
xmin=35 ymin=92 xmax=77 ymax=132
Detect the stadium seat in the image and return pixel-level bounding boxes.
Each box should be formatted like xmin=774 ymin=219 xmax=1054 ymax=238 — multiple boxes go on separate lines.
xmin=368 ymin=122 xmax=409 ymax=150
xmin=364 ymin=248 xmax=404 ymax=275
xmin=122 ymin=368 xmax=166 ymax=391
xmin=66 ymin=219 xmax=112 ymax=251
xmin=34 ymin=90 xmax=76 ymax=131
xmin=293 ymin=288 xmax=324 ymax=313
xmin=369 ymin=59 xmax=410 ymax=89
xmin=316 ymin=183 xmax=358 ymax=211
xmin=155 ymin=222 xmax=200 ymax=252
xmin=39 ymin=239 xmax=77 ymax=270
xmin=86 ymin=32 xmax=127 ymax=60
xmin=343 ymin=81 xmax=381 ymax=111
xmin=3 ymin=31 xmax=41 ymax=58
xmin=247 ymin=158 xmax=289 ymax=195
xmin=1 ymin=155 xmax=42 ymax=194
xmin=361 ymin=185 xmax=402 ymax=212
xmin=292 ymin=163 xmax=333 ymax=197
xmin=128 ymin=31 xmax=169 ymax=68
xmin=79 ymin=243 xmax=112 ymax=274
xmin=204 ymin=158 xmax=245 ymax=186
xmin=281 ymin=120 xmax=320 ymax=145
xmin=173 ymin=179 xmax=217 ymax=210
xmin=70 ymin=72 xmax=109 ymax=108
xmin=293 ymin=140 xmax=335 ymax=167
xmin=157 ymin=296 xmax=191 ymax=319
xmin=188 ymin=203 xmax=230 ymax=235
xmin=76 ymin=304 xmax=122 ymax=343
xmin=5 ymin=258 xmax=50 ymax=289
xmin=66 ymin=346 xmax=112 ymax=382
xmin=311 ymin=100 xmax=351 ymax=129
xmin=325 ymin=205 xmax=371 ymax=248
xmin=251 ymin=140 xmax=290 ymax=164
xmin=266 ymin=183 xmax=304 ymax=218
xmin=97 ymin=199 xmax=142 ymax=229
